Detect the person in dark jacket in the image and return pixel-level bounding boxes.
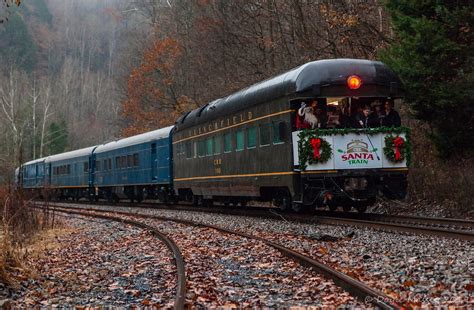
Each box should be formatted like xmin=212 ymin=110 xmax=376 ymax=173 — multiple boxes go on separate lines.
xmin=337 ymin=103 xmax=354 ymax=128
xmin=368 ymin=101 xmax=385 ymax=127
xmin=383 ymin=101 xmax=401 ymax=127
xmin=354 ymin=105 xmax=371 ymax=128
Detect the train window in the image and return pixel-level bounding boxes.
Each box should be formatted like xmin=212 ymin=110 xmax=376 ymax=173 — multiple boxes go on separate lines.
xmin=84 ymin=162 xmax=89 ymax=173
xmin=236 ymin=129 xmax=244 ymax=151
xmin=247 ymin=127 xmax=256 ymax=149
xmin=259 ymin=123 xmax=271 ymax=146
xmin=224 ymin=133 xmax=232 ymax=153
xmin=185 ymin=142 xmax=193 ymax=159
xmin=206 ymin=138 xmax=213 ymax=156
xmin=67 ymin=165 xmax=71 ymax=175
xmin=115 ymin=157 xmax=120 ymax=169
xmin=197 ymin=140 xmax=206 ymax=157
xmin=127 ymin=155 xmax=133 ymax=167
xmin=213 ymin=136 xmax=222 ymax=155
xmin=103 ymin=160 xmax=107 ymax=171
xmin=96 ymin=161 xmax=101 ymax=172
xmin=108 ymin=158 xmax=112 ymax=170
xmin=133 ymin=153 xmax=139 ymax=166
xmin=273 ymin=121 xmax=286 ymax=144
xmin=122 ymin=156 xmax=127 ymax=168
xmin=151 ymin=143 xmax=157 ymax=154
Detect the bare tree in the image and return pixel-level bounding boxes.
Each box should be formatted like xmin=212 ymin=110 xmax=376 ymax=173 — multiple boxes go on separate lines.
xmin=0 ymin=67 xmax=28 ymax=165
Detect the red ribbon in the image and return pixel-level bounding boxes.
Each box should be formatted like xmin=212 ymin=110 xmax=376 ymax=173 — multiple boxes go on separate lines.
xmin=310 ymin=138 xmax=321 ymax=159
xmin=393 ymin=137 xmax=404 ymax=161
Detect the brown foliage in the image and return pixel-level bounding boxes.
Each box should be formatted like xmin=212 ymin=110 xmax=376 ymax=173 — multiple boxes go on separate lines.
xmin=0 ymin=184 xmax=57 ymax=285
xmin=122 ymin=37 xmax=197 ymax=137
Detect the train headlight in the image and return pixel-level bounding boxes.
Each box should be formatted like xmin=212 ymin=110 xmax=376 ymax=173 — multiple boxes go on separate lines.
xmin=347 ymin=75 xmax=362 ymax=90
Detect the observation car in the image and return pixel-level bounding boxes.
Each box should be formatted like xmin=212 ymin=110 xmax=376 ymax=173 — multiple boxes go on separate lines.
xmin=172 ymin=59 xmax=408 ymax=212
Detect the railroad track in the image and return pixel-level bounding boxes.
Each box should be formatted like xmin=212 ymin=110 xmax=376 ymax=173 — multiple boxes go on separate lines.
xmin=35 ymin=203 xmax=404 ymax=309
xmin=313 ymin=210 xmax=474 ymax=229
xmin=32 ymin=205 xmax=186 ymax=310
xmin=52 ymin=200 xmax=473 ymax=241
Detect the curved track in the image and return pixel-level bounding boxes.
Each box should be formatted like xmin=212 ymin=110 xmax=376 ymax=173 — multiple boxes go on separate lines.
xmin=33 ymin=205 xmax=187 ymax=310
xmin=38 ymin=203 xmax=404 ymax=309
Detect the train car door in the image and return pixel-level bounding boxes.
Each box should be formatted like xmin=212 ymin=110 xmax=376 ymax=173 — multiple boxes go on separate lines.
xmin=151 ymin=142 xmax=157 ymax=181
xmin=47 ymin=163 xmax=52 ymax=186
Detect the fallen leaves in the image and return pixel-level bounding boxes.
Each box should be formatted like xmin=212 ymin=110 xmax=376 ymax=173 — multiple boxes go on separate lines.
xmin=12 ymin=216 xmax=176 ymax=308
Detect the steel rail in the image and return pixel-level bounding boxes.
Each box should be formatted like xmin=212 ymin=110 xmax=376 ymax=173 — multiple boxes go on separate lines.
xmin=50 ymin=200 xmax=474 ymax=229
xmin=45 ymin=200 xmax=474 ymax=241
xmin=42 ymin=204 xmax=403 ymax=309
xmin=309 ymin=216 xmax=474 ymax=241
xmin=312 ymin=210 xmax=474 ymax=229
xmin=32 ymin=205 xmax=187 ymax=310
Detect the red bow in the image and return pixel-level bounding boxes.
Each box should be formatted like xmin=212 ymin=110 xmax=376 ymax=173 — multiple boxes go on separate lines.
xmin=393 ymin=137 xmax=404 ymax=161
xmin=310 ymin=138 xmax=321 ymax=159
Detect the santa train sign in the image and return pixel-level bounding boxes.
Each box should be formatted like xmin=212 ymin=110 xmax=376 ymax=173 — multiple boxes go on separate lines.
xmin=292 ymin=129 xmax=409 ymax=171
xmin=339 ymin=140 xmax=376 ymax=165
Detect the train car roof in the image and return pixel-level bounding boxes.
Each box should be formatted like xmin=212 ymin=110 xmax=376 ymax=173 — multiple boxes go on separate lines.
xmin=175 ymin=58 xmax=403 ymax=130
xmin=23 ymin=157 xmax=47 ymax=166
xmin=45 ymin=146 xmax=98 ymax=163
xmin=95 ymin=126 xmax=173 ymax=154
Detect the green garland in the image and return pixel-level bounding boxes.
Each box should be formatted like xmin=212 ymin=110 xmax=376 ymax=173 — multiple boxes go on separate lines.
xmin=297 ymin=127 xmax=412 ymax=169
xmin=298 ymin=131 xmax=332 ymax=170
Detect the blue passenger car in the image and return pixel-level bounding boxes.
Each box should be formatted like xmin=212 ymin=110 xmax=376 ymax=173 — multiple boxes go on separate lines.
xmin=45 ymin=146 xmax=97 ymax=200
xmin=22 ymin=158 xmax=46 ymax=194
xmin=92 ymin=126 xmax=174 ymax=202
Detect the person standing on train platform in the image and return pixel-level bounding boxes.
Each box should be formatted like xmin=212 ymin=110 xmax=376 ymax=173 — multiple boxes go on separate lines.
xmin=368 ymin=101 xmax=385 ymax=127
xmin=383 ymin=100 xmax=401 ymax=127
xmin=355 ymin=105 xmax=371 ymax=128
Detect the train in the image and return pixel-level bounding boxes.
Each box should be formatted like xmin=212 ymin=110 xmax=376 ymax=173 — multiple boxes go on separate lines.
xmin=18 ymin=59 xmax=409 ymax=213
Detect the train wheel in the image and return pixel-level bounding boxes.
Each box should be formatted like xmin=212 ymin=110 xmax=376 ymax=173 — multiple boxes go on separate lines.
xmin=202 ymin=199 xmax=213 ymax=207
xmin=192 ymin=195 xmax=201 ymax=206
xmin=356 ymin=205 xmax=367 ymax=213
xmin=291 ymin=202 xmax=302 ymax=213
xmin=328 ymin=205 xmax=337 ymax=212
xmin=342 ymin=205 xmax=352 ymax=212
xmin=280 ymin=194 xmax=291 ymax=212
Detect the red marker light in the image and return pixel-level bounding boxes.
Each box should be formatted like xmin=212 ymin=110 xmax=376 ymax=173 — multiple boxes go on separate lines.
xmin=347 ymin=75 xmax=362 ymax=89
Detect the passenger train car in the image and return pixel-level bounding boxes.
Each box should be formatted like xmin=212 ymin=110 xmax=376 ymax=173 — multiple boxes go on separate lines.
xmin=19 ymin=59 xmax=409 ymax=213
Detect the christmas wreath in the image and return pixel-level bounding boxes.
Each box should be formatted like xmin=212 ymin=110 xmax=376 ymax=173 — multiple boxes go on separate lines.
xmin=298 ymin=130 xmax=332 ymax=170
xmin=383 ymin=135 xmax=408 ymax=163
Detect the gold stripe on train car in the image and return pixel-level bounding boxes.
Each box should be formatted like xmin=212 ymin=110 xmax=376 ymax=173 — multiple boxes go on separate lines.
xmin=174 ymin=171 xmax=296 ymax=182
xmin=301 ymin=170 xmax=339 ymax=174
xmin=381 ymin=168 xmax=409 ymax=172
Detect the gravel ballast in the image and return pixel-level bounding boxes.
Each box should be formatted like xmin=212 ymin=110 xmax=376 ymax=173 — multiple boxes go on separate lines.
xmin=67 ymin=203 xmax=473 ymax=308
